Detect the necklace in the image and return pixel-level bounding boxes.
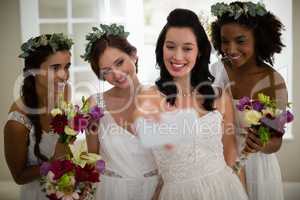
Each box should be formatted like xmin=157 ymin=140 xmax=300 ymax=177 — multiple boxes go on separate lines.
xmin=180 ymin=90 xmax=195 ymax=97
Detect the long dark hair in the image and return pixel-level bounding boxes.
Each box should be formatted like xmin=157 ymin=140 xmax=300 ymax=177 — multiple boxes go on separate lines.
xmin=155 ymin=8 xmax=215 ymax=110
xmin=89 ymin=35 xmax=137 ymax=80
xmin=21 ymin=34 xmax=71 ymax=161
xmin=211 ymin=1 xmax=285 ymax=66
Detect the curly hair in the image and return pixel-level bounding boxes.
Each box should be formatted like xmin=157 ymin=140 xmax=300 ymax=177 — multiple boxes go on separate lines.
xmin=21 ymin=34 xmax=71 ymax=162
xmin=155 ymin=8 xmax=215 ymax=110
xmin=89 ymin=35 xmax=137 ymax=80
xmin=211 ymin=1 xmax=285 ymax=66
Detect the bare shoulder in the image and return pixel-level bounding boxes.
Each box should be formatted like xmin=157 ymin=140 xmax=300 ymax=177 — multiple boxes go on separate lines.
xmin=9 ymin=98 xmax=27 ymax=115
xmin=5 ymin=99 xmax=31 ymax=137
xmin=266 ymin=66 xmax=287 ymax=86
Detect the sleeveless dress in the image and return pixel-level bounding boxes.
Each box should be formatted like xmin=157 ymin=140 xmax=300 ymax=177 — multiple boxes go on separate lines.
xmin=94 ymin=93 xmax=159 ymax=200
xmin=210 ymin=61 xmax=284 ymax=200
xmin=134 ymin=109 xmax=248 ymax=200
xmin=7 ymin=111 xmax=58 ymax=200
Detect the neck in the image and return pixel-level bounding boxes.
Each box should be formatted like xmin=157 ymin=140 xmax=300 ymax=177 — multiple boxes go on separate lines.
xmin=228 ymin=57 xmax=260 ymax=75
xmin=174 ymin=75 xmax=193 ymax=96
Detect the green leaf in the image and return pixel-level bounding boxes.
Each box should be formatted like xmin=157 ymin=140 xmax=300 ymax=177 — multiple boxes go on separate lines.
xmin=258 ymin=126 xmax=271 ymax=145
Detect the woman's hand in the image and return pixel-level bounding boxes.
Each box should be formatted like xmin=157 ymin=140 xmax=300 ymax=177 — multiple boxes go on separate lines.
xmin=243 ymin=128 xmax=263 ymax=154
xmin=243 ymin=127 xmax=282 ymax=154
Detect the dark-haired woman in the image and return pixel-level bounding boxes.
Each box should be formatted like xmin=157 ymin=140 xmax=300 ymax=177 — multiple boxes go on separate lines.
xmin=210 ymin=1 xmax=287 ymax=199
xmin=4 ymin=33 xmax=73 ymax=200
xmin=133 ymin=8 xmax=248 ymax=200
xmin=83 ymin=24 xmax=159 ymax=200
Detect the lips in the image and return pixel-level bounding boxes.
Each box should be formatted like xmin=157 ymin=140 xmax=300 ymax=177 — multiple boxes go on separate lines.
xmin=115 ymin=76 xmax=127 ymax=84
xmin=226 ymin=54 xmax=241 ymax=61
xmin=170 ymin=61 xmax=187 ymax=72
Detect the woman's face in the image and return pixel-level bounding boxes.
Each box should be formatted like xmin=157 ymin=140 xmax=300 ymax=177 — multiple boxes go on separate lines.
xmin=36 ymin=50 xmax=71 ymax=94
xmin=220 ymin=23 xmax=256 ymax=68
xmin=98 ymin=47 xmax=137 ymax=89
xmin=163 ymin=27 xmax=199 ymax=78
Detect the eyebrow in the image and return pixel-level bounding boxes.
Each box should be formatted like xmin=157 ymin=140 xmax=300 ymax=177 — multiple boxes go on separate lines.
xmin=50 ymin=62 xmax=71 ymax=67
xmin=49 ymin=63 xmax=61 ymax=67
xmin=221 ymin=35 xmax=246 ymax=40
xmin=165 ymin=41 xmax=195 ymax=46
xmin=101 ymin=57 xmax=123 ymax=69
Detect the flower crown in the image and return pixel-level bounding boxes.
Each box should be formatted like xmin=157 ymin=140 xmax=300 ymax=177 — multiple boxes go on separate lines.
xmin=211 ymin=1 xmax=267 ymax=20
xmin=81 ymin=23 xmax=129 ymax=63
xmin=19 ymin=33 xmax=74 ymax=59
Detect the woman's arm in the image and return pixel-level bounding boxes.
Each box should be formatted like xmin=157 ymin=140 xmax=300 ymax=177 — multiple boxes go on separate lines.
xmin=245 ymin=70 xmax=287 ymax=154
xmin=216 ymin=90 xmax=247 ymax=188
xmin=4 ymin=121 xmax=40 ymax=185
xmin=217 ymin=90 xmax=237 ymax=167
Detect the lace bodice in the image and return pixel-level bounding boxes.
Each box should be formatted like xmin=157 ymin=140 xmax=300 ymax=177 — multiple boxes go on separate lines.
xmin=95 ymin=93 xmax=157 ymax=178
xmin=7 ymin=111 xmax=58 ymax=165
xmin=150 ymin=110 xmax=228 ymax=184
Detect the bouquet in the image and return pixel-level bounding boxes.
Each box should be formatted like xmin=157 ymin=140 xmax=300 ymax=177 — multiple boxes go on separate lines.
xmin=40 ymin=142 xmax=105 ymax=200
xmin=232 ymin=93 xmax=294 ymax=174
xmin=50 ymin=84 xmax=104 ymax=144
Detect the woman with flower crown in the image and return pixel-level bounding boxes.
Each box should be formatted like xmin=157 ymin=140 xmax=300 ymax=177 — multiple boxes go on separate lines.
xmin=4 ymin=33 xmax=74 ymax=199
xmin=133 ymin=8 xmax=248 ymax=200
xmin=210 ymin=1 xmax=287 ymax=200
xmin=83 ymin=24 xmax=159 ymax=200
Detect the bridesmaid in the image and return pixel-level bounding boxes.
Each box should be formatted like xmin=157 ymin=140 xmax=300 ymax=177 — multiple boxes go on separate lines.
xmin=210 ymin=1 xmax=287 ymax=199
xmin=83 ymin=24 xmax=159 ymax=200
xmin=4 ymin=33 xmax=73 ymax=200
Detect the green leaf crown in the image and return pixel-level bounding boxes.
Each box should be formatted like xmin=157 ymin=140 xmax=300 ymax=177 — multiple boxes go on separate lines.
xmin=81 ymin=23 xmax=129 ymax=63
xmin=19 ymin=33 xmax=74 ymax=59
xmin=211 ymin=1 xmax=267 ymax=20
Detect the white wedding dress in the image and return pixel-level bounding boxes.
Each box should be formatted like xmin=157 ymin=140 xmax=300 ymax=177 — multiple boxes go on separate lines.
xmin=7 ymin=111 xmax=59 ymax=200
xmin=94 ymin=93 xmax=159 ymax=200
xmin=135 ymin=108 xmax=248 ymax=200
xmin=210 ymin=61 xmax=284 ymax=200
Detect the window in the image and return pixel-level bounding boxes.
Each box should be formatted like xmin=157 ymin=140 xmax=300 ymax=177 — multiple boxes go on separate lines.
xmin=20 ymin=0 xmax=144 ymax=104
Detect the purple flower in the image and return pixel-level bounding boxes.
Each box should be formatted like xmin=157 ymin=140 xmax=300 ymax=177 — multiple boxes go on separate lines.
xmin=236 ymin=96 xmax=251 ymax=111
xmin=95 ymin=160 xmax=105 ymax=174
xmin=252 ymin=100 xmax=264 ymax=111
xmin=71 ymin=114 xmax=89 ymax=132
xmin=90 ymin=106 xmax=104 ymax=121
xmin=279 ymin=110 xmax=294 ymax=124
xmin=40 ymin=162 xmax=51 ymax=176
xmin=260 ymin=117 xmax=285 ymax=136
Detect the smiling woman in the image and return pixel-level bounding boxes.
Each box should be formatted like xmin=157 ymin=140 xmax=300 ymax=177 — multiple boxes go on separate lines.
xmin=4 ymin=33 xmax=74 ymax=200
xmin=83 ymin=24 xmax=159 ymax=200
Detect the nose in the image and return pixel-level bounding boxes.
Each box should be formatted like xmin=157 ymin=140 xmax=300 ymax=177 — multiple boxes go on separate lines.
xmin=112 ymin=68 xmax=124 ymax=79
xmin=57 ymin=68 xmax=69 ymax=81
xmin=173 ymin=48 xmax=184 ymax=60
xmin=225 ymin=42 xmax=238 ymax=55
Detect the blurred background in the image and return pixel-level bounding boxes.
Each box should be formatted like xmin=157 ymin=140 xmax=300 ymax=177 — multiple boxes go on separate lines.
xmin=0 ymin=0 xmax=299 ymax=199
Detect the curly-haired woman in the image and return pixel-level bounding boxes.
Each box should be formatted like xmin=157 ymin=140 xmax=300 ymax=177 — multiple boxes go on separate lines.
xmin=210 ymin=1 xmax=288 ymax=199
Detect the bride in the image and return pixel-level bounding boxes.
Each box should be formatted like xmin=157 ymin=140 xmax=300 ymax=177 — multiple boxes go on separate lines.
xmin=133 ymin=9 xmax=248 ymax=200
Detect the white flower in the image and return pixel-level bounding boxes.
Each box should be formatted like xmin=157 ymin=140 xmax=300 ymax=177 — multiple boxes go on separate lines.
xmin=244 ymin=110 xmax=262 ymax=126
xmin=262 ymin=107 xmax=275 ymax=117
xmin=64 ymin=126 xmax=78 ymax=136
xmin=51 ymin=108 xmax=63 ymax=116
xmin=56 ymin=191 xmax=80 ymax=200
